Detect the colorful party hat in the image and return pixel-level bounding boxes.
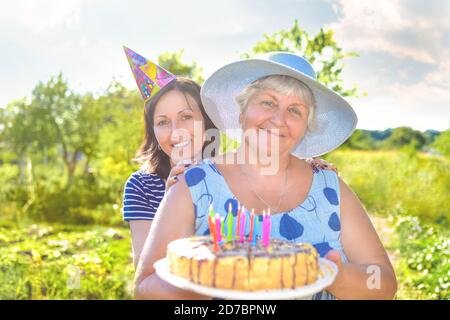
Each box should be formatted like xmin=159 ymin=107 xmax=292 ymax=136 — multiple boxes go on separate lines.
xmin=123 ymin=46 xmax=176 ymax=102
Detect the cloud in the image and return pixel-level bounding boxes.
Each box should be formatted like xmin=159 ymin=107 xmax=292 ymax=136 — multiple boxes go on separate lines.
xmin=0 ymin=0 xmax=448 ymax=130
xmin=327 ymin=0 xmax=450 ymax=64
xmin=326 ymin=0 xmax=450 ymax=130
xmin=0 ymin=0 xmax=83 ymax=34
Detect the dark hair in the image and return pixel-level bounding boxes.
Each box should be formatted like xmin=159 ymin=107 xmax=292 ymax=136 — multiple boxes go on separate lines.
xmin=135 ymin=77 xmax=218 ymax=180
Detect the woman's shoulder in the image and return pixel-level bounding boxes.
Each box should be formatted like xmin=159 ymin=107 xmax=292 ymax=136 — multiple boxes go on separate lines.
xmin=183 ymin=158 xmax=224 ymax=188
xmin=126 ymin=169 xmax=165 ymax=189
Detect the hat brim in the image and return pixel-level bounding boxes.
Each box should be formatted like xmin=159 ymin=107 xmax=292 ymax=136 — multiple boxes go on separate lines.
xmin=201 ymin=58 xmax=358 ymax=158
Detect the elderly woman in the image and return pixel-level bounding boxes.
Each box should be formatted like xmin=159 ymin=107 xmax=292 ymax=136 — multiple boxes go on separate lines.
xmin=134 ymin=52 xmax=397 ymax=300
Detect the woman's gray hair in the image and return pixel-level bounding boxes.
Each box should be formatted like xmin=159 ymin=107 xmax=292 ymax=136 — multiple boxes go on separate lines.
xmin=235 ymin=75 xmax=317 ymax=132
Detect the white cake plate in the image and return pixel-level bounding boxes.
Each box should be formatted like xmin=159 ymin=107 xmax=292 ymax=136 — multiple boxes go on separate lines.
xmin=154 ymin=257 xmax=338 ymax=300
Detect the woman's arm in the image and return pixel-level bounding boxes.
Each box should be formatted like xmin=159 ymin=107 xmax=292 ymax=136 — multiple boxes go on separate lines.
xmin=129 ymin=221 xmax=152 ymax=269
xmin=326 ymin=178 xmax=397 ymax=300
xmin=134 ymin=175 xmax=210 ymax=300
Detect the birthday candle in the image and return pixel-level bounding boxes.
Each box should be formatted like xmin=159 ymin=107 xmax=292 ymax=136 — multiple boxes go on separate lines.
xmin=239 ymin=207 xmax=246 ymax=243
xmin=263 ymin=210 xmax=269 ymax=247
xmin=251 ymin=211 xmax=257 ymax=246
xmin=208 ymin=215 xmax=215 ymax=237
xmin=248 ymin=208 xmax=255 ymax=243
xmin=267 ymin=208 xmax=272 ymax=244
xmin=209 ymin=204 xmax=215 ymax=219
xmin=208 ymin=215 xmax=219 ymax=252
xmin=215 ymin=214 xmax=222 ymax=243
xmin=261 ymin=210 xmax=265 ymax=243
xmin=211 ymin=219 xmax=219 ymax=252
xmin=220 ymin=217 xmax=225 ymax=239
xmin=236 ymin=204 xmax=241 ymax=238
xmin=227 ymin=204 xmax=233 ymax=242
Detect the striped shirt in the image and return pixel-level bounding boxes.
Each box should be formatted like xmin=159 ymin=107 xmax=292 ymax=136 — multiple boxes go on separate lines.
xmin=122 ymin=170 xmax=165 ymax=221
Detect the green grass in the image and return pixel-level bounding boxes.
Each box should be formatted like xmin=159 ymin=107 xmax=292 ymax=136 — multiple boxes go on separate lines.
xmin=0 ymin=221 xmax=134 ymax=299
xmin=325 ymin=149 xmax=449 ymax=225
xmin=0 ymin=149 xmax=448 ymax=299
xmin=391 ymin=213 xmax=449 ymax=299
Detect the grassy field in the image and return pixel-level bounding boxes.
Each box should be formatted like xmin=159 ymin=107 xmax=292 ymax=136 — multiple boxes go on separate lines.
xmin=371 ymin=214 xmax=449 ymax=299
xmin=0 ymin=149 xmax=448 ymax=299
xmin=325 ymin=149 xmax=449 ymax=225
xmin=0 ymin=222 xmax=134 ymax=299
xmin=1 ymin=214 xmax=447 ymax=299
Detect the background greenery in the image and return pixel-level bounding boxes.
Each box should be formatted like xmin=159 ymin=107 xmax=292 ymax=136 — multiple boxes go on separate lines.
xmin=0 ymin=21 xmax=448 ymax=299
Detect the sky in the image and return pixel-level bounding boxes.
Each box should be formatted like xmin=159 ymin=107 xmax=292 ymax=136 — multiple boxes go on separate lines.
xmin=0 ymin=0 xmax=449 ymax=131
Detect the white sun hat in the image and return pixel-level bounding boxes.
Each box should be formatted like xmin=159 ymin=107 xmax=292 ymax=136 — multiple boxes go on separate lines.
xmin=200 ymin=52 xmax=358 ymax=158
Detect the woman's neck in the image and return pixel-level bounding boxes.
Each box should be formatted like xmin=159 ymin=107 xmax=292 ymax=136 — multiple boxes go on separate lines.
xmin=170 ymin=151 xmax=203 ymax=168
xmin=235 ymin=145 xmax=291 ymax=177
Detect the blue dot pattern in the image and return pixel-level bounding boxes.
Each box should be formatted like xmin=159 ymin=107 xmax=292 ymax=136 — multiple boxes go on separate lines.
xmin=185 ymin=167 xmax=206 ymax=187
xmin=328 ymin=212 xmax=341 ymax=231
xmin=313 ymin=242 xmax=334 ymax=257
xmin=185 ymin=159 xmax=347 ymax=300
xmin=279 ymin=214 xmax=304 ymax=240
xmin=224 ymin=198 xmax=239 ymax=217
xmin=323 ymin=187 xmax=339 ymax=205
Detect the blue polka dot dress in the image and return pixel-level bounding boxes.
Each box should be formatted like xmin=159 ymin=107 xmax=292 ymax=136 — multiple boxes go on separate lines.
xmin=184 ymin=159 xmax=348 ymax=300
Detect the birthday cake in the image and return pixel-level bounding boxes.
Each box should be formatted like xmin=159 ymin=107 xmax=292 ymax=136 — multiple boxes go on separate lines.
xmin=167 ymin=236 xmax=320 ymax=291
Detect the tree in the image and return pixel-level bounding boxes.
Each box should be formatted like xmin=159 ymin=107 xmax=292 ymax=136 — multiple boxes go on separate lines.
xmin=382 ymin=127 xmax=427 ymax=150
xmin=95 ymin=81 xmax=142 ymax=169
xmin=430 ymin=129 xmax=450 ymax=157
xmin=341 ymin=129 xmax=375 ymax=150
xmin=242 ymin=19 xmax=361 ymax=97
xmin=6 ymin=73 xmax=109 ymax=188
xmin=370 ymin=129 xmax=393 ymax=142
xmin=3 ymin=98 xmax=38 ymax=182
xmin=158 ymin=50 xmax=204 ymax=84
xmin=423 ymin=129 xmax=441 ymax=146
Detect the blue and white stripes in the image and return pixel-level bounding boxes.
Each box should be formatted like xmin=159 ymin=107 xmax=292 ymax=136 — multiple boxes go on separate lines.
xmin=122 ymin=170 xmax=165 ymax=221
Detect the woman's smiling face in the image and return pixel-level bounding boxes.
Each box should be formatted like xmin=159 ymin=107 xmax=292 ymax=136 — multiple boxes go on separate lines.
xmin=240 ymin=89 xmax=310 ymax=157
xmin=153 ymin=89 xmax=206 ymax=164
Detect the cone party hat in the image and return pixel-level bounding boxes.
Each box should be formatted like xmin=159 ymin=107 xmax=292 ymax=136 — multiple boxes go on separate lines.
xmin=123 ymin=46 xmax=176 ymax=102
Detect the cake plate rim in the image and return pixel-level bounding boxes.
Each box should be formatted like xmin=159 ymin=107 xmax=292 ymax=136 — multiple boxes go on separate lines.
xmin=153 ymin=257 xmax=338 ymax=300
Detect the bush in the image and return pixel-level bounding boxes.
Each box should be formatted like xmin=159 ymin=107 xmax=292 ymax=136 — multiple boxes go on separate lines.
xmin=0 ymin=223 xmax=134 ymax=299
xmin=392 ymin=211 xmax=449 ymax=300
xmin=325 ymin=150 xmax=450 ymax=225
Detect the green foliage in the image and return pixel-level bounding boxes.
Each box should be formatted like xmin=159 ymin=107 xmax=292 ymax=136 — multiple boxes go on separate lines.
xmin=369 ymin=128 xmax=394 ymax=141
xmin=325 ymin=150 xmax=450 ymax=225
xmin=3 ymin=98 xmax=35 ymax=157
xmin=381 ymin=126 xmax=427 ymax=150
xmin=340 ymin=129 xmax=375 ymax=150
xmin=0 ymin=77 xmax=143 ymax=226
xmin=391 ymin=212 xmax=449 ymax=299
xmin=0 ymin=223 xmax=133 ymax=299
xmin=242 ymin=19 xmax=361 ymax=97
xmin=430 ymin=129 xmax=450 ymax=157
xmin=158 ymin=50 xmax=204 ymax=84
xmin=423 ymin=129 xmax=441 ymax=146
xmin=2 ymin=74 xmax=110 ymax=188
xmin=341 ymin=128 xmax=443 ymax=152
xmin=0 ymin=26 xmax=447 ymax=300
